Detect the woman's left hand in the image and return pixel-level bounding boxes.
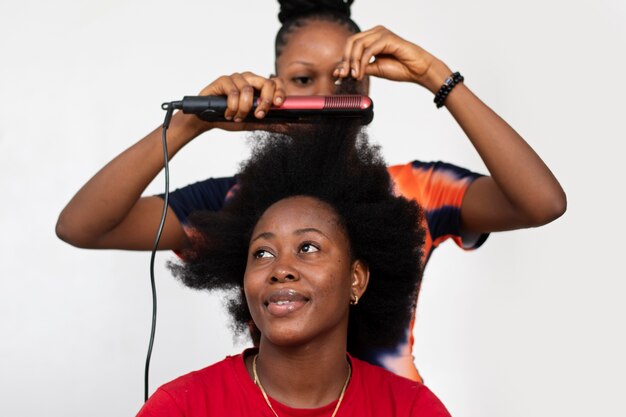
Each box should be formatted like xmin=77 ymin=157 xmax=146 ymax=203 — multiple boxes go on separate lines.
xmin=334 ymin=25 xmax=441 ymax=92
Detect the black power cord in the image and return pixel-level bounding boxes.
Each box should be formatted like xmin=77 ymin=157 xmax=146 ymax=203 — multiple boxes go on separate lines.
xmin=144 ymin=102 xmax=176 ymax=402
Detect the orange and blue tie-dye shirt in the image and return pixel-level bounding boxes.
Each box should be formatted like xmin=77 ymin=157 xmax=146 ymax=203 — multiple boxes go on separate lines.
xmin=164 ymin=160 xmax=488 ymax=382
xmin=375 ymin=161 xmax=488 ymax=381
xmin=388 ymin=161 xmax=488 ymax=261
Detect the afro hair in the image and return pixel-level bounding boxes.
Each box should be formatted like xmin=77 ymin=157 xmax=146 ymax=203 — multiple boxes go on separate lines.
xmin=169 ymin=121 xmax=425 ymax=363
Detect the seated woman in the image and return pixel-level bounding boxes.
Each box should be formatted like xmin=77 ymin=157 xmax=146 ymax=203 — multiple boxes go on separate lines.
xmin=137 ymin=123 xmax=450 ymax=416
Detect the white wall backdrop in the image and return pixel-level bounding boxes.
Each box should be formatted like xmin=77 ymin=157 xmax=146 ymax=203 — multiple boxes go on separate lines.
xmin=1 ymin=1 xmax=624 ymax=416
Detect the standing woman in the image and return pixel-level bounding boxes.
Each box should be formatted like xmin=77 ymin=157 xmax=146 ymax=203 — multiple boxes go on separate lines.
xmin=137 ymin=123 xmax=451 ymax=416
xmin=56 ymin=0 xmax=566 ymax=381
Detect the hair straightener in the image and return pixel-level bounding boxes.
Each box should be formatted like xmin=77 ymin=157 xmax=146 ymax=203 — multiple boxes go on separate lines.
xmin=169 ymin=95 xmax=374 ymax=125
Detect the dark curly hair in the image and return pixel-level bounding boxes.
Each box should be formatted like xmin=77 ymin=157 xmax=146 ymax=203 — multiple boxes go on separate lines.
xmin=169 ymin=122 xmax=425 ymax=362
xmin=275 ymin=0 xmax=361 ymax=59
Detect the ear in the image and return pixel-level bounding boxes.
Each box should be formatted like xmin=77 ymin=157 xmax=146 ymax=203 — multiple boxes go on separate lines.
xmin=350 ymin=259 xmax=370 ymax=301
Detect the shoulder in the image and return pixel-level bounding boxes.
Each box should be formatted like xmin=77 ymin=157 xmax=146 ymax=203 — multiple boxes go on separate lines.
xmin=351 ymin=357 xmax=451 ymax=417
xmin=160 ymin=353 xmax=241 ymax=393
xmin=387 ymin=160 xmax=480 ymax=182
xmin=138 ymin=351 xmax=264 ymax=417
xmin=352 ymin=356 xmax=421 ymax=394
xmin=386 ymin=160 xmax=483 ymax=213
xmin=139 ymin=354 xmax=243 ymax=416
xmin=165 ymin=176 xmax=239 ymax=220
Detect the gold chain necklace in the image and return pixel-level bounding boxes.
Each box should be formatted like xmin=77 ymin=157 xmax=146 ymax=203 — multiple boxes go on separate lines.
xmin=252 ymin=354 xmax=351 ymax=417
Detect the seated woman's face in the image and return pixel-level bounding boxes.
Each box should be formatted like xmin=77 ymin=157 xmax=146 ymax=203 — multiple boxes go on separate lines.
xmin=244 ymin=195 xmax=365 ymax=347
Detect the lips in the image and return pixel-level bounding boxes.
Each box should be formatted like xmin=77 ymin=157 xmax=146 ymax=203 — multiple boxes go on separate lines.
xmin=265 ymin=288 xmax=309 ymax=317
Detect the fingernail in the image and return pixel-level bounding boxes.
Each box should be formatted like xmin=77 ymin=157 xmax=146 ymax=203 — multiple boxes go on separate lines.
xmin=334 ymin=78 xmax=342 ymax=85
xmin=275 ymin=97 xmax=283 ymax=105
xmin=351 ymin=68 xmax=357 ymax=77
xmin=234 ymin=117 xmax=243 ymax=123
xmin=225 ymin=115 xmax=233 ymax=120
xmin=256 ymin=111 xmax=265 ymax=118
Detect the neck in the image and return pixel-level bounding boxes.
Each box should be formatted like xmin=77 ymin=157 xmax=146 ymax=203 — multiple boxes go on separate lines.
xmin=247 ymin=337 xmax=351 ymax=409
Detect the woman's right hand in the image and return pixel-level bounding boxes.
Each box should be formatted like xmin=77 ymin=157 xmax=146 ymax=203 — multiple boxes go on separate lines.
xmin=197 ymin=71 xmax=287 ymax=132
xmin=55 ymin=72 xmax=287 ymax=251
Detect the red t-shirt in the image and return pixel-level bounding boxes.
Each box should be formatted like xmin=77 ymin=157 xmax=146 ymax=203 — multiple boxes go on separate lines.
xmin=136 ymin=350 xmax=451 ymax=417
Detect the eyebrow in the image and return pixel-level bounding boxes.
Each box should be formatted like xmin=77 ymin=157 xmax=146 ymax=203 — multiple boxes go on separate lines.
xmin=286 ymin=60 xmax=342 ymax=68
xmin=250 ymin=228 xmax=328 ymax=243
xmin=250 ymin=231 xmax=271 ymax=243
xmin=295 ymin=228 xmax=327 ymax=239
xmin=286 ymin=60 xmax=315 ymax=68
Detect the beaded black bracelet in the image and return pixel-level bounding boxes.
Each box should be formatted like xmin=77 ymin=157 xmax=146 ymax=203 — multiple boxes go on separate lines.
xmin=434 ymin=72 xmax=464 ymax=108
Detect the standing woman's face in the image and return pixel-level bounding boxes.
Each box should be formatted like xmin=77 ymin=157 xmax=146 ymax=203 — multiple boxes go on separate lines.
xmin=244 ymin=196 xmax=368 ymax=347
xmin=276 ymin=20 xmax=369 ymax=96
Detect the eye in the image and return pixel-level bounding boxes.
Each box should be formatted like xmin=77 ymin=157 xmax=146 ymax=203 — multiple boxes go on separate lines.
xmin=300 ymin=243 xmax=320 ymax=253
xmin=253 ymin=249 xmax=275 ymax=259
xmin=291 ymin=76 xmax=313 ymax=86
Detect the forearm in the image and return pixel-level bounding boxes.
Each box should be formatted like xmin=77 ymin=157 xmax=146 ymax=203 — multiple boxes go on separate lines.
xmin=423 ymin=61 xmax=566 ymax=228
xmin=56 ymin=111 xmax=205 ymax=247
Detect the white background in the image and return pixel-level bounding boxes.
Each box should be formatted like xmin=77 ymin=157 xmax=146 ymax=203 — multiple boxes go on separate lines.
xmin=1 ymin=1 xmax=625 ymax=416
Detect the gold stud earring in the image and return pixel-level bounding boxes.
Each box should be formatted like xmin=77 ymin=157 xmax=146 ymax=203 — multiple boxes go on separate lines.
xmin=350 ymin=294 xmax=359 ymax=305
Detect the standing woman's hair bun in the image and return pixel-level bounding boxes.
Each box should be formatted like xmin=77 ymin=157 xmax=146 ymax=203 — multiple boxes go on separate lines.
xmin=278 ymin=0 xmax=354 ymax=24
xmin=275 ymin=0 xmax=360 ymax=60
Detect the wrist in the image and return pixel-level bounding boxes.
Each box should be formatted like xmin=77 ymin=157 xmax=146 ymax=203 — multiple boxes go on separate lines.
xmin=434 ymin=72 xmax=464 ymax=109
xmin=420 ymin=60 xmax=454 ymax=94
xmin=169 ymin=111 xmax=210 ymax=142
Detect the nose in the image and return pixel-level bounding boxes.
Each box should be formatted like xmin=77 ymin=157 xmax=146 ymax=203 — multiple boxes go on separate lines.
xmin=312 ymin=76 xmax=337 ymax=96
xmin=270 ymin=259 xmax=300 ymax=283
